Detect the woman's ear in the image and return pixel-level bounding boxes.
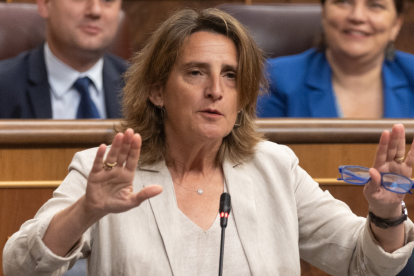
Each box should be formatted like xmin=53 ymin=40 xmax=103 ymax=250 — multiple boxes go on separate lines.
xmin=390 ymin=15 xmax=404 ymax=42
xmin=148 ymin=85 xmax=164 ymax=107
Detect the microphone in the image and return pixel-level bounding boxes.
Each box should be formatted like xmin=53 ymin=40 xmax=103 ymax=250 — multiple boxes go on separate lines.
xmin=219 ymin=192 xmax=232 ymax=227
xmin=218 ymin=193 xmax=231 ymax=276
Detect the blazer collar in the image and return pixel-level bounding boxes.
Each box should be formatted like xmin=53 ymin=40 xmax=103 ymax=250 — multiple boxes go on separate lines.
xmin=27 ymin=44 xmax=53 ymax=118
xmin=223 ymin=159 xmax=265 ymax=275
xmin=382 ymin=59 xmax=411 ymax=118
xmin=142 ymin=157 xmax=264 ymax=275
xmin=141 ymin=160 xmax=183 ymax=276
xmin=102 ymin=55 xmax=123 ymax=118
xmin=383 ymin=58 xmax=409 ymax=90
xmin=305 ymin=51 xmax=338 ymax=117
xmin=305 ymin=51 xmax=412 ymax=118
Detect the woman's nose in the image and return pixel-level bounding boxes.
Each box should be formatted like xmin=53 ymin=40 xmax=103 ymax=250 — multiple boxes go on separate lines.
xmin=205 ymin=75 xmax=223 ymax=101
xmin=348 ymin=3 xmax=368 ymax=23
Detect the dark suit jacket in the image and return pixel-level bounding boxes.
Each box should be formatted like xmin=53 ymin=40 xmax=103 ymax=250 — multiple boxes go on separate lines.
xmin=0 ymin=44 xmax=128 ymax=118
xmin=257 ymin=48 xmax=414 ymax=118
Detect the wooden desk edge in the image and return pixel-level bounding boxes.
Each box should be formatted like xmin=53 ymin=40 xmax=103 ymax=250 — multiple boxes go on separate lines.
xmin=2 ymin=119 xmax=414 ymax=145
xmin=0 ymin=181 xmax=62 ymax=188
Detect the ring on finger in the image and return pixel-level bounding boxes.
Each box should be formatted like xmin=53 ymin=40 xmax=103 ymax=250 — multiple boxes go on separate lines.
xmin=394 ymin=156 xmax=405 ymax=163
xmin=103 ymin=161 xmax=117 ymax=171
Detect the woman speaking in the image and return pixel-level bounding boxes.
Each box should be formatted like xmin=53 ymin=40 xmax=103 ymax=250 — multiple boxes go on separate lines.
xmin=3 ymin=8 xmax=414 ymax=275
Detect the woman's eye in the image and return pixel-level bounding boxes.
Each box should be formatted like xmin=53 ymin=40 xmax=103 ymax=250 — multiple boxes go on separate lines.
xmin=225 ymin=72 xmax=236 ymax=80
xmin=368 ymin=1 xmax=385 ymax=8
xmin=334 ymin=0 xmax=350 ymax=4
xmin=189 ymin=70 xmax=201 ymax=76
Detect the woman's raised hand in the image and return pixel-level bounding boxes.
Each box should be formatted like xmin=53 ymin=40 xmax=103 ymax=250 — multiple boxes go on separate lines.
xmin=42 ymin=129 xmax=162 ymax=257
xmin=364 ymin=124 xmax=414 ymax=219
xmin=84 ymin=128 xmax=162 ymax=217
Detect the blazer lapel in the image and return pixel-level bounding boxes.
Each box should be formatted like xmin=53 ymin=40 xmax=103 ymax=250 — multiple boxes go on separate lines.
xmin=27 ymin=45 xmax=53 ymax=118
xmin=102 ymin=55 xmax=123 ymax=118
xmin=382 ymin=59 xmax=412 ymax=118
xmin=223 ymin=159 xmax=265 ymax=275
xmin=141 ymin=161 xmax=183 ymax=276
xmin=305 ymin=52 xmax=338 ymax=117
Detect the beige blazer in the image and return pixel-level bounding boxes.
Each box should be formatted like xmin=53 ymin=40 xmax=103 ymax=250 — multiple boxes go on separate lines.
xmin=3 ymin=141 xmax=414 ymax=276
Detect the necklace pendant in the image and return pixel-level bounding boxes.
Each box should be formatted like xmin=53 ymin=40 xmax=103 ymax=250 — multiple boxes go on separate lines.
xmin=197 ymin=189 xmax=203 ymax=195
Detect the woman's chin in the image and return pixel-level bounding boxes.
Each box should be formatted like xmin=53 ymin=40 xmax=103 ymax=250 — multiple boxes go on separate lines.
xmin=194 ymin=128 xmax=230 ymax=143
xmin=332 ymin=45 xmax=382 ymax=62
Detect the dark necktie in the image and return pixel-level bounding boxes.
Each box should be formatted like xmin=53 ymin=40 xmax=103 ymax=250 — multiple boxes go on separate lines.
xmin=74 ymin=77 xmax=100 ymax=119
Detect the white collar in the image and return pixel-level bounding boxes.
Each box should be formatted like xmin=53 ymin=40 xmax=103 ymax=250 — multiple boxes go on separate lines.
xmin=44 ymin=43 xmax=104 ymax=99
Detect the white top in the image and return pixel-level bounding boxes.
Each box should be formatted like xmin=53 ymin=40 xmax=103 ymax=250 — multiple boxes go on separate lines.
xmin=44 ymin=43 xmax=107 ymax=119
xmin=178 ymin=184 xmax=250 ymax=276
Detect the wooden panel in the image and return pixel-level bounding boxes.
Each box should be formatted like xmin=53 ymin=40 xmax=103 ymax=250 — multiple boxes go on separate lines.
xmin=121 ymin=0 xmax=243 ymax=56
xmin=3 ymin=118 xmax=414 ymax=146
xmin=291 ymin=144 xmax=377 ymax=178
xmin=0 ymin=120 xmax=115 ymax=146
xmin=7 ymin=0 xmax=36 ymax=2
xmin=257 ymin=118 xmax=414 ymax=143
xmin=0 ymin=148 xmax=84 ymax=181
xmin=395 ymin=3 xmax=414 ymax=54
xmin=0 ymin=188 xmax=55 ymax=276
xmin=0 ymin=120 xmax=117 ymax=181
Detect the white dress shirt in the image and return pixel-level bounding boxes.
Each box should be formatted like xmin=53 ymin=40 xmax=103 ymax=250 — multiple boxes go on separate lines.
xmin=44 ymin=43 xmax=107 ymax=119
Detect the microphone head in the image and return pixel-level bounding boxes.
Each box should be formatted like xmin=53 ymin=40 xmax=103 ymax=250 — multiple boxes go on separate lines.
xmin=219 ymin=193 xmax=231 ymax=214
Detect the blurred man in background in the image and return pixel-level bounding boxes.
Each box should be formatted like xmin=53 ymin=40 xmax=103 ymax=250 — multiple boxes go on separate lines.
xmin=0 ymin=0 xmax=127 ymax=119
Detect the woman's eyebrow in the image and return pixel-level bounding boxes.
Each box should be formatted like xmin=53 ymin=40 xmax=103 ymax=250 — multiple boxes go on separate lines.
xmin=222 ymin=64 xmax=238 ymax=72
xmin=181 ymin=61 xmax=210 ymax=70
xmin=180 ymin=62 xmax=238 ymax=73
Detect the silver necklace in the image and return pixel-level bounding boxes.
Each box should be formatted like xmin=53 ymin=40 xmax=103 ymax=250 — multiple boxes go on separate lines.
xmin=172 ymin=166 xmax=218 ymax=195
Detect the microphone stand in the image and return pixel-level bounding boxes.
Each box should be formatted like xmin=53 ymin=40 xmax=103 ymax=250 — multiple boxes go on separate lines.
xmin=219 ymin=226 xmax=226 ymax=276
xmin=218 ymin=193 xmax=231 ymax=276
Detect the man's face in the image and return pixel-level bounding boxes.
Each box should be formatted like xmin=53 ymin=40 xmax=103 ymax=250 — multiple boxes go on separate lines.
xmin=39 ymin=0 xmax=122 ymax=56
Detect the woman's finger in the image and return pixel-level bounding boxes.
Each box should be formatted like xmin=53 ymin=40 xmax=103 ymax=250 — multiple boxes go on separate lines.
xmin=393 ymin=124 xmax=406 ymax=163
xmin=131 ymin=185 xmax=163 ymax=207
xmin=125 ymin=134 xmax=142 ymax=172
xmin=405 ymin=138 xmax=414 ymax=167
xmin=91 ymin=144 xmax=107 ymax=173
xmin=103 ymin=132 xmax=124 ymax=168
xmin=385 ymin=125 xmax=402 ymax=163
xmin=116 ymin=129 xmax=135 ymax=167
xmin=373 ymin=130 xmax=390 ymax=168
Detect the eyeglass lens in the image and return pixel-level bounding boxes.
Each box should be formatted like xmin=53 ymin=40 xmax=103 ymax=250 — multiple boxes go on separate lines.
xmin=342 ymin=167 xmax=370 ymax=184
xmin=382 ymin=174 xmax=412 ymax=194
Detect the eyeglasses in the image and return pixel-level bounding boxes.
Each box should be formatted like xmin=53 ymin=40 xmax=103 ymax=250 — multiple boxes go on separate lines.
xmin=338 ymin=165 xmax=414 ymax=194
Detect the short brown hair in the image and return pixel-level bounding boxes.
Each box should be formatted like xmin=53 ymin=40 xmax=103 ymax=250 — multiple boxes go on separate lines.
xmin=118 ymin=8 xmax=267 ymax=165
